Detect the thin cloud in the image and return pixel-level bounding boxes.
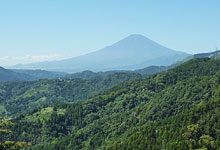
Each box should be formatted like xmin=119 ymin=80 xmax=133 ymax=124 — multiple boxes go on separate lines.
xmin=0 ymin=54 xmax=67 ymax=66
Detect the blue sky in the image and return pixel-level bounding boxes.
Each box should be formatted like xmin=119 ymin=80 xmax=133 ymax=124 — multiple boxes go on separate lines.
xmin=0 ymin=0 xmax=220 ymax=66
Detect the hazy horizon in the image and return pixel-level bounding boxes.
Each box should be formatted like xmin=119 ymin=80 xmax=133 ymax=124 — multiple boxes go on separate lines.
xmin=2 ymin=34 xmax=190 ymax=67
xmin=1 ymin=0 xmax=220 ymax=66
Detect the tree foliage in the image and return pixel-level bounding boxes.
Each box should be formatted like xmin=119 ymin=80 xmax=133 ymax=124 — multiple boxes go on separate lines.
xmin=0 ymin=117 xmax=31 ymax=150
xmin=0 ymin=72 xmax=141 ymax=116
xmin=1 ymin=58 xmax=220 ymax=149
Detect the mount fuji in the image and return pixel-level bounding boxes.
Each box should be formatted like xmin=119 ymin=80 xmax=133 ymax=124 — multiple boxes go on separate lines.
xmin=11 ymin=34 xmax=190 ymax=72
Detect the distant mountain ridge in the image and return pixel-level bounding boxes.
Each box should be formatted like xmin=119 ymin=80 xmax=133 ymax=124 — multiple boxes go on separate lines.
xmin=194 ymin=50 xmax=220 ymax=58
xmin=12 ymin=69 xmax=67 ymax=79
xmin=10 ymin=34 xmax=190 ymax=72
xmin=173 ymin=49 xmax=220 ymax=65
xmin=0 ymin=67 xmax=68 ymax=82
xmin=3 ymin=49 xmax=220 ymax=82
xmin=0 ymin=67 xmax=36 ymax=82
xmin=67 ymin=66 xmax=169 ymax=79
xmin=0 ymin=64 xmax=167 ymax=83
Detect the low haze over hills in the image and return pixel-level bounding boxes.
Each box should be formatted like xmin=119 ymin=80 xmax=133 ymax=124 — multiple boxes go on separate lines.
xmin=10 ymin=34 xmax=190 ymax=72
xmin=1 ymin=49 xmax=219 ymax=82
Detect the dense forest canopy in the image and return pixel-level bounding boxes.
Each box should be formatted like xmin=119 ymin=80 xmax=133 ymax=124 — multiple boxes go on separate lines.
xmin=1 ymin=58 xmax=220 ymax=149
xmin=0 ymin=72 xmax=142 ymax=116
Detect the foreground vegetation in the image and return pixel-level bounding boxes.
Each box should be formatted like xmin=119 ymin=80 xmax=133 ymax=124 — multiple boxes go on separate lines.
xmin=1 ymin=58 xmax=220 ymax=149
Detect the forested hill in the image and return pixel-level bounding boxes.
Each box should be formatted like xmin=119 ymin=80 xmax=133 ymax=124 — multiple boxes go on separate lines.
xmin=0 ymin=66 xmax=36 ymax=82
xmin=67 ymin=65 xmax=168 ymax=79
xmin=3 ymin=65 xmax=164 ymax=82
xmin=11 ymin=69 xmax=67 ymax=79
xmin=0 ymin=72 xmax=142 ymax=116
xmin=3 ymin=58 xmax=220 ymax=150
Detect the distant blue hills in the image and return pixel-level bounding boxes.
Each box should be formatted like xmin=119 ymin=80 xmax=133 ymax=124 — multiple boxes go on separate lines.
xmin=10 ymin=34 xmax=190 ymax=72
xmin=1 ymin=48 xmax=220 ymax=82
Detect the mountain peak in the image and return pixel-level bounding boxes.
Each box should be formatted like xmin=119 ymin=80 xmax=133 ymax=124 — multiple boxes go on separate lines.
xmin=127 ymin=34 xmax=147 ymax=38
xmin=10 ymin=35 xmax=190 ymax=72
xmin=112 ymin=34 xmax=152 ymax=48
xmin=123 ymin=34 xmax=151 ymax=41
xmin=111 ymin=34 xmax=161 ymax=51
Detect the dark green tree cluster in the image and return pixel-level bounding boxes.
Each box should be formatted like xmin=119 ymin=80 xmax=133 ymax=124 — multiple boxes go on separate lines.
xmin=0 ymin=116 xmax=31 ymax=150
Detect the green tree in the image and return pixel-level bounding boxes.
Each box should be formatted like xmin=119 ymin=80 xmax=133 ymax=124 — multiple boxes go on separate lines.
xmin=0 ymin=116 xmax=31 ymax=150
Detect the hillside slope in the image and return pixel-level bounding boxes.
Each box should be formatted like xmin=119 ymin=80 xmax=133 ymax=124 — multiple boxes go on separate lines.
xmin=11 ymin=69 xmax=67 ymax=79
xmin=0 ymin=67 xmax=36 ymax=82
xmin=2 ymin=58 xmax=220 ymax=150
xmin=0 ymin=72 xmax=142 ymax=116
xmin=66 ymin=65 xmax=168 ymax=79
